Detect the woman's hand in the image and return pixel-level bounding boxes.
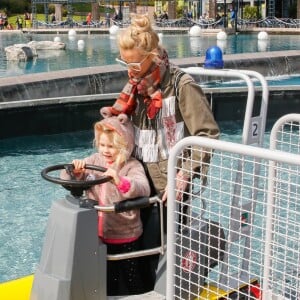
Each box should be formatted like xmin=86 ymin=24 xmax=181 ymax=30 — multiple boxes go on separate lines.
xmin=162 ymin=188 xmax=168 ymax=205
xmin=161 ymin=170 xmax=189 ymax=203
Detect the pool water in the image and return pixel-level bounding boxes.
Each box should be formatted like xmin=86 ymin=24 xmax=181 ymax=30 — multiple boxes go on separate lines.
xmin=1 ymin=33 xmax=300 ymax=78
xmin=0 ymin=121 xmax=270 ymax=282
xmin=201 ymin=73 xmax=300 ymax=88
xmin=0 ymin=131 xmax=94 ymax=282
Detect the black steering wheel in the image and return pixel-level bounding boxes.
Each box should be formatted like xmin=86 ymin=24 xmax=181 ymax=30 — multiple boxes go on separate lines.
xmin=41 ymin=164 xmax=111 ymax=197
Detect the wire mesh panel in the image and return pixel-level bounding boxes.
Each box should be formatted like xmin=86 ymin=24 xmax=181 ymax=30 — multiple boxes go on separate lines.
xmin=270 ymin=113 xmax=300 ymax=154
xmin=166 ymin=136 xmax=300 ymax=300
xmin=262 ymin=114 xmax=300 ymax=300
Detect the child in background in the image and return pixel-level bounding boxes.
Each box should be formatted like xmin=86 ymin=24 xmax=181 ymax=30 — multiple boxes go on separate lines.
xmin=61 ymin=112 xmax=150 ymax=296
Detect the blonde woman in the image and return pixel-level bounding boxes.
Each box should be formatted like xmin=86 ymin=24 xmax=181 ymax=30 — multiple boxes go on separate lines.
xmin=102 ymin=14 xmax=220 ymax=202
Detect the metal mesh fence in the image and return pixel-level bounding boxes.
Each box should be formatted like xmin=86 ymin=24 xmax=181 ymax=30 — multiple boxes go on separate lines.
xmin=166 ymin=115 xmax=300 ymax=300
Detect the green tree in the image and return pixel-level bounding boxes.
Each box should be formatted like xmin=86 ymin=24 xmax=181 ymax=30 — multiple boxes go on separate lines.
xmin=0 ymin=0 xmax=31 ymax=14
xmin=243 ymin=5 xmax=261 ymax=20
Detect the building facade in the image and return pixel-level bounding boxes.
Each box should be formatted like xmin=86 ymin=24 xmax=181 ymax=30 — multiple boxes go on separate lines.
xmin=33 ymin=0 xmax=299 ymax=23
xmin=153 ymin=0 xmax=298 ymax=19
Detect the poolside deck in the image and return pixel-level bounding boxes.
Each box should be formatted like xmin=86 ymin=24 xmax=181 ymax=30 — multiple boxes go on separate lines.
xmin=1 ymin=26 xmax=299 ymax=35
xmin=1 ymin=49 xmax=300 ymax=139
xmin=1 ymin=50 xmax=299 ymax=89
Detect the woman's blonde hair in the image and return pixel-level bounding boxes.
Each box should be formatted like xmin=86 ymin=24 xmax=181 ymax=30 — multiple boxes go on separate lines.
xmin=117 ymin=14 xmax=159 ymax=54
xmin=94 ymin=121 xmax=127 ymax=167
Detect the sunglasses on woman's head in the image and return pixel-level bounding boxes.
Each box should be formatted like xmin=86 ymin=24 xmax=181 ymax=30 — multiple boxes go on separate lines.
xmin=115 ymin=55 xmax=149 ymax=72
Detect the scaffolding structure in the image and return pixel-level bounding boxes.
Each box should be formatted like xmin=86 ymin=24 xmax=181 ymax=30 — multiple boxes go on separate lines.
xmin=267 ymin=0 xmax=275 ymax=17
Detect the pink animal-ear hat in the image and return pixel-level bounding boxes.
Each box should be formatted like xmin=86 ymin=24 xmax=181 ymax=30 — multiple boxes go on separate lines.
xmin=100 ymin=106 xmax=113 ymax=119
xmin=98 ymin=108 xmax=134 ymax=157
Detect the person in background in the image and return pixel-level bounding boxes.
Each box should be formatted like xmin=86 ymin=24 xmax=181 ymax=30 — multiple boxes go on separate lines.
xmin=50 ymin=13 xmax=56 ymax=23
xmin=6 ymin=23 xmax=14 ymax=30
xmin=102 ymin=14 xmax=220 ymax=205
xmin=160 ymin=11 xmax=168 ymax=20
xmin=0 ymin=14 xmax=3 ymax=30
xmin=153 ymin=11 xmax=157 ymax=20
xmin=214 ymin=13 xmax=222 ymax=28
xmin=24 ymin=12 xmax=30 ymax=28
xmin=61 ymin=114 xmax=150 ymax=296
xmin=230 ymin=9 xmax=236 ymax=28
xmin=16 ymin=16 xmax=23 ymax=30
xmin=0 ymin=13 xmax=8 ymax=29
xmin=105 ymin=12 xmax=110 ymax=27
xmin=86 ymin=12 xmax=92 ymax=25
xmin=3 ymin=13 xmax=8 ymax=28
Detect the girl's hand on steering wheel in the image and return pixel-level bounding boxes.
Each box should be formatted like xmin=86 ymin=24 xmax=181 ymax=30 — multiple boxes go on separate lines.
xmin=103 ymin=168 xmax=120 ymax=186
xmin=72 ymin=159 xmax=86 ymax=174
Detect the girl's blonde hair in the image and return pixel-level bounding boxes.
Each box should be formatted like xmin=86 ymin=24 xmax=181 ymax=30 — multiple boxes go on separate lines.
xmin=94 ymin=122 xmax=127 ymax=167
xmin=117 ymin=14 xmax=159 ymax=54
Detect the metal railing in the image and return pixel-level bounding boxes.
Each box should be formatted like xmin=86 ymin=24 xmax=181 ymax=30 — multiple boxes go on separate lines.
xmin=166 ymin=120 xmax=300 ymax=299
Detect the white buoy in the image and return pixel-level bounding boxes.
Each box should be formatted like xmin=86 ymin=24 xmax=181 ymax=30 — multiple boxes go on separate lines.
xmin=158 ymin=32 xmax=163 ymax=41
xmin=189 ymin=25 xmax=202 ymax=37
xmin=68 ymin=35 xmax=76 ymax=42
xmin=217 ymin=39 xmax=227 ymax=53
xmin=68 ymin=29 xmax=77 ymax=37
xmin=189 ymin=37 xmax=203 ymax=55
xmin=109 ymin=25 xmax=120 ymax=35
xmin=217 ymin=31 xmax=227 ymax=41
xmin=77 ymin=40 xmax=85 ymax=51
xmin=54 ymin=36 xmax=61 ymax=43
xmin=68 ymin=29 xmax=77 ymax=41
xmin=258 ymin=40 xmax=268 ymax=52
xmin=77 ymin=40 xmax=85 ymax=47
xmin=258 ymin=31 xmax=269 ymax=40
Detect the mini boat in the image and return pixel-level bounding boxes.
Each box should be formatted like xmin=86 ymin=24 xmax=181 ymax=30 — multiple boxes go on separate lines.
xmin=1 ymin=68 xmax=299 ymax=300
xmin=0 ymin=67 xmax=266 ymax=300
xmin=0 ymin=162 xmax=227 ymax=300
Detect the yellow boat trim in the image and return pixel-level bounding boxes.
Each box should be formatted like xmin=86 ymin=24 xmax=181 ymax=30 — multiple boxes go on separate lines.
xmin=196 ymin=284 xmax=229 ymax=299
xmin=0 ymin=275 xmax=33 ymax=300
xmin=196 ymin=278 xmax=259 ymax=299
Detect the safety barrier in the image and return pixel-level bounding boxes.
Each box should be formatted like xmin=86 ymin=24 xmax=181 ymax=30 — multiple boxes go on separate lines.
xmin=166 ymin=114 xmax=300 ymax=299
xmin=263 ymin=113 xmax=300 ymax=300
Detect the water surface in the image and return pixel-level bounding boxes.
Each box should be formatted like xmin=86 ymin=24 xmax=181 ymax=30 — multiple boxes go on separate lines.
xmin=1 ymin=32 xmax=300 ymax=78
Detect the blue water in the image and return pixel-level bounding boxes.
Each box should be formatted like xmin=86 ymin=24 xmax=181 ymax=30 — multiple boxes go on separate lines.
xmin=0 ymin=131 xmax=94 ymax=282
xmin=202 ymin=73 xmax=300 ymax=88
xmin=0 ymin=121 xmax=262 ymax=282
xmin=1 ymin=32 xmax=300 ymax=78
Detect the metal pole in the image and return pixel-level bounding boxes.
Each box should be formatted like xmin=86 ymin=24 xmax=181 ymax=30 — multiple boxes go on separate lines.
xmin=234 ymin=0 xmax=238 ymax=32
xmin=224 ymin=0 xmax=227 ymax=28
xmin=257 ymin=0 xmax=261 ymax=19
xmin=118 ymin=0 xmax=123 ymax=20
xmin=44 ymin=3 xmax=48 ymax=23
xmin=241 ymin=0 xmax=243 ymax=19
xmin=198 ymin=0 xmax=201 ymax=18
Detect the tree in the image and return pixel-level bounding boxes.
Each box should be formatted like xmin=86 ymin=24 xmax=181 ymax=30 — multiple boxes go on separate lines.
xmin=243 ymin=5 xmax=260 ymax=20
xmin=0 ymin=0 xmax=31 ymax=14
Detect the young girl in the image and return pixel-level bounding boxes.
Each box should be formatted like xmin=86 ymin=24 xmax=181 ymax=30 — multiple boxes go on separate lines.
xmin=61 ymin=113 xmax=151 ymax=296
